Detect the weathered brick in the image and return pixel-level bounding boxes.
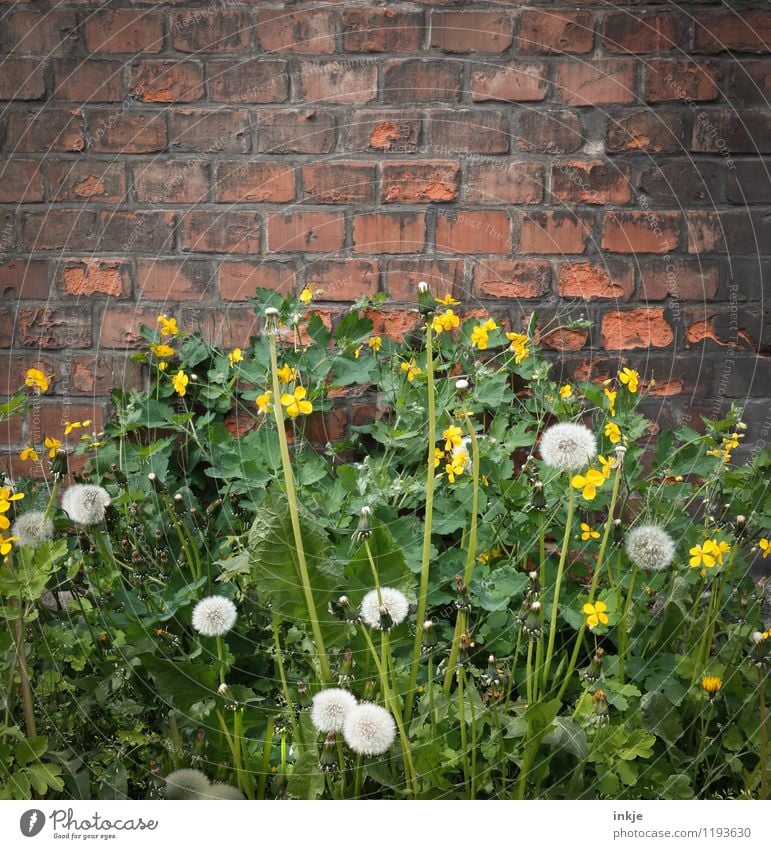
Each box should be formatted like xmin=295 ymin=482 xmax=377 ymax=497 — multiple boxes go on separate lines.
xmin=427 ymin=109 xmax=508 ymax=154
xmin=383 ymin=259 xmax=464 ymax=301
xmin=302 ymin=162 xmax=376 ymax=204
xmin=514 ymin=110 xmax=584 ymax=153
xmin=129 ymin=60 xmax=205 ymax=104
xmin=133 ymin=160 xmax=209 ymax=204
xmin=555 ymin=59 xmax=635 ymax=105
xmin=557 ymin=259 xmax=634 ymax=300
xmin=430 ymin=11 xmax=512 ymax=53
xmin=639 ymin=259 xmax=719 ymax=300
xmin=52 ymin=59 xmax=123 ymax=103
xmin=0 ymin=310 xmax=13 ymax=348
xmin=467 ymin=162 xmax=543 ymax=204
xmin=137 ymin=259 xmax=215 ymax=302
xmin=84 ymin=10 xmax=164 ymax=53
xmin=21 ymin=210 xmax=97 ymax=251
xmin=726 ymin=61 xmax=771 ymax=107
xmin=601 ymin=308 xmax=674 ymax=350
xmin=435 ymin=210 xmax=511 ymax=254
xmin=48 ymin=160 xmax=127 ymax=202
xmin=180 ymin=308 xmax=260 ymax=350
xmin=5 ymin=108 xmax=85 ymax=153
xmin=383 ymin=60 xmax=462 ymax=104
xmin=344 ymin=9 xmax=424 ymax=52
xmin=209 ymin=59 xmax=289 ymax=103
xmin=100 ymin=211 xmax=175 ymax=253
xmin=541 ymin=327 xmax=589 ymax=352
xmin=218 ymin=261 xmax=296 ymax=300
xmin=267 ymin=211 xmax=345 ymax=253
xmin=305 ymin=409 xmax=348 ymax=444
xmin=58 ymin=259 xmax=131 ymax=299
xmin=470 ymin=62 xmax=548 ymax=102
xmin=19 ymin=307 xmax=92 ymax=349
xmin=687 ymin=210 xmax=769 ymax=254
xmin=606 ymin=108 xmax=688 ymax=153
xmin=693 ymin=11 xmax=771 ymax=54
xmin=256 ymin=110 xmax=336 ymax=154
xmin=602 ymin=11 xmax=687 ymax=54
xmin=551 ymin=161 xmax=631 ymax=204
xmin=473 ymin=260 xmax=551 ymax=299
xmin=0 ymin=58 xmax=46 ymax=100
xmin=215 ymin=161 xmax=294 ymax=203
xmin=726 ymin=161 xmax=771 ymax=204
xmin=0 ymin=260 xmax=49 ymax=300
xmin=1 ymin=355 xmax=62 ymax=400
xmin=171 ymin=10 xmax=250 ymax=53
xmin=37 ymin=403 xmax=104 ymax=441
xmin=344 ymin=110 xmax=421 ymax=153
xmin=363 ymin=308 xmax=419 ymax=342
xmin=257 ymin=9 xmax=337 ymax=53
xmin=519 ymin=11 xmax=595 ymax=54
xmin=520 ymin=211 xmax=592 ymax=254
xmin=637 ymin=161 xmax=724 ymax=205
xmin=305 ymin=259 xmax=379 ymax=300
xmin=182 ymin=211 xmax=260 ymax=255
xmin=68 ymin=356 xmax=143 ymax=396
xmin=602 ymin=211 xmax=680 ymax=254
xmin=299 ymin=61 xmax=377 ymax=105
xmin=0 ymin=160 xmax=44 ymax=202
xmin=691 ymin=111 xmax=771 ymax=154
xmin=644 ymin=60 xmax=721 ymax=103
xmin=1 ymin=10 xmax=78 ymax=56
xmin=99 ymin=306 xmax=159 ymax=349
xmin=353 ymin=212 xmax=426 ymax=254
xmin=87 ymin=110 xmax=167 ymax=153
xmin=381 ymin=161 xmax=460 ymax=203
xmin=170 ymin=109 xmax=251 ymax=153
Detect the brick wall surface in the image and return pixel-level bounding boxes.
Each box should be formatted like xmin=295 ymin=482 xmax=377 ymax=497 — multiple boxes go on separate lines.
xmin=1 ymin=0 xmax=769 ymax=465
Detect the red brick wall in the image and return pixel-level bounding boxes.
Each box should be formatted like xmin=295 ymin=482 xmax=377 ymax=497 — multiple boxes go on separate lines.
xmin=1 ymin=1 xmax=770 ymax=462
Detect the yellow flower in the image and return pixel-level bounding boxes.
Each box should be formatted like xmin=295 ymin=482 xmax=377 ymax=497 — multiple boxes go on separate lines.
xmin=0 ymin=515 xmax=8 ymax=531
xmin=689 ymin=541 xmax=717 ymax=570
xmin=700 ymin=675 xmax=722 ymax=697
xmin=604 ymin=388 xmax=617 ymax=417
xmin=368 ymin=336 xmax=382 ymax=352
xmin=598 ymin=454 xmax=617 ymax=479
xmin=445 ymin=451 xmax=468 ymax=483
xmin=281 ymin=386 xmax=313 ymax=418
xmin=44 ymin=436 xmax=62 ymax=458
xmin=505 ymin=332 xmax=530 ymax=364
xmin=172 ymin=370 xmax=189 ymax=396
xmin=256 ymin=390 xmax=272 ymax=414
xmin=401 ymin=359 xmax=421 ymax=382
xmin=150 ymin=343 xmax=175 ymax=360
xmin=25 ymin=367 xmax=49 ymax=393
xmin=0 ymin=534 xmax=19 ymax=556
xmin=276 ymin=364 xmax=298 ymax=384
xmin=442 ymin=425 xmax=463 ymax=452
xmin=581 ymin=522 xmax=600 ymax=541
xmin=435 ymin=293 xmax=460 ymax=306
xmin=571 ymin=468 xmax=606 ymax=501
xmin=713 ymin=539 xmax=731 ymax=565
xmin=604 ymin=421 xmax=621 ymax=444
xmin=483 ymin=319 xmax=497 ymax=332
xmin=583 ymin=600 xmax=609 ymax=629
xmin=431 ymin=308 xmax=460 ymax=334
xmin=470 ymin=324 xmax=491 ymax=350
xmin=157 ymin=315 xmax=179 ymax=337
xmin=0 ymin=488 xmax=24 ymax=512
xmin=354 ymin=344 xmax=363 ymax=359
xmin=434 ymin=447 xmax=444 ymax=468
xmin=559 ymin=384 xmax=573 ymax=400
xmin=618 ymin=367 xmax=639 ymax=393
xmin=759 ymin=538 xmax=770 ymax=559
xmin=64 ymin=420 xmax=91 ymax=436
xmin=227 ymin=348 xmax=244 ymax=365
xmin=299 ymin=284 xmax=313 ymax=304
xmin=20 ymin=446 xmax=38 ymax=462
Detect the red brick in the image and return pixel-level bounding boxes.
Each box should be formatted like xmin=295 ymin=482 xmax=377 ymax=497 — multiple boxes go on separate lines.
xmin=637 ymin=161 xmax=722 ymax=205
xmin=473 ymin=260 xmax=551 ymax=299
xmin=427 ymin=109 xmax=508 ymax=153
xmin=52 ymin=59 xmax=123 ymax=103
xmin=0 ymin=160 xmax=43 ymax=202
xmin=5 ymin=109 xmax=85 ymax=153
xmin=267 ymin=211 xmax=345 ymax=253
xmin=257 ymin=9 xmax=337 ymax=53
xmin=129 ymin=60 xmax=204 ymax=104
xmin=37 ymin=403 xmax=104 ymax=443
xmin=644 ymin=60 xmax=721 ymax=103
xmin=171 ymin=10 xmax=250 ymax=53
xmin=0 ymin=410 xmax=23 ymax=445
xmin=353 ymin=212 xmax=426 ymax=254
xmin=58 ymin=259 xmax=131 ymax=299
xmin=100 ymin=211 xmax=175 ymax=253
xmin=551 ymin=161 xmax=631 ymax=205
xmin=606 ymin=109 xmax=687 ymax=153
xmin=602 ymin=212 xmax=680 ymax=254
xmin=0 ymin=260 xmax=49 ymax=300
xmin=430 ymin=11 xmax=512 ymax=53
xmin=727 ymin=162 xmax=771 ymax=204
xmin=48 ymin=161 xmax=126 ymax=203
xmin=520 ymin=211 xmax=591 ymax=254
xmin=68 ymin=356 xmax=142 ymax=396
xmin=557 ymin=260 xmax=634 ymax=300
xmin=686 ymin=211 xmax=765 ymax=254
xmin=0 ymin=58 xmax=46 ymax=100
xmin=99 ymin=307 xmax=159 ymax=349
xmin=519 ymin=11 xmax=595 ymax=54
xmin=256 ymin=109 xmax=336 ymax=154
xmin=383 ymin=259 xmax=464 ymax=301
xmin=466 ymin=162 xmax=543 ymax=204
xmin=302 ymin=162 xmax=376 ymax=204
xmin=726 ymin=61 xmax=771 ymax=107
xmin=639 ymin=259 xmax=719 ymax=300
xmin=305 ymin=259 xmax=379 ymax=301
xmin=182 ymin=211 xmax=260 ymax=255
xmin=515 ymin=110 xmax=583 ymax=153
xmin=0 ymin=310 xmax=13 ymax=348
xmin=470 ymin=62 xmax=548 ymax=102
xmin=305 ymin=409 xmax=347 ymax=443
xmin=21 ymin=210 xmax=97 ymax=252
xmin=381 ymin=161 xmax=459 ymax=203
xmin=693 ymin=11 xmax=771 ymax=54
xmin=181 ymin=309 xmax=260 ymax=350
xmin=344 ymin=110 xmax=421 ymax=153
xmin=133 ymin=160 xmax=209 ymax=204
xmin=218 ymin=261 xmax=296 ymax=300
xmin=19 ymin=307 xmax=92 ymax=349
xmin=214 ymin=161 xmax=294 ymax=203
xmin=170 ymin=109 xmax=251 ymax=153
xmin=2 ymin=11 xmax=78 ymax=56
xmin=541 ymin=328 xmax=588 ymax=351
xmin=691 ymin=111 xmax=771 ymax=154
xmin=137 ymin=259 xmax=215 ymax=301
xmin=602 ymin=11 xmax=687 ymax=54
xmin=299 ymin=61 xmax=377 ymax=105
xmin=84 ymin=10 xmax=164 ymax=53
xmin=2 ymin=356 xmax=62 ymax=397
xmin=601 ymin=308 xmax=674 ymax=350
xmin=343 ymin=9 xmax=424 ymax=52
xmin=209 ymin=59 xmax=289 ymax=103
xmin=435 ymin=210 xmax=511 ymax=254
xmin=363 ymin=308 xmax=419 ymax=342
xmin=383 ymin=60 xmax=462 ymax=104
xmin=87 ymin=110 xmax=167 ymax=153
xmin=555 ymin=59 xmax=635 ymax=105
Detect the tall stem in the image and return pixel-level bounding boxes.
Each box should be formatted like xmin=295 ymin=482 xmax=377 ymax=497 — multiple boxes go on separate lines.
xmin=759 ymin=668 xmax=768 ymax=800
xmin=257 ymin=716 xmax=274 ymax=800
xmin=11 ymin=599 xmax=36 ymax=740
xmin=618 ymin=566 xmax=638 ymax=684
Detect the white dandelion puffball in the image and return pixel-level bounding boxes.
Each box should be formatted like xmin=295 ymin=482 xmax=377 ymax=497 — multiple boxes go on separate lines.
xmin=539 ymin=422 xmax=597 ymax=471
xmin=207 ymin=783 xmax=244 ymax=800
xmin=12 ymin=510 xmax=54 ymax=549
xmin=192 ymin=595 xmax=237 ymax=637
xmin=61 ymin=484 xmax=111 ymax=526
xmin=626 ymin=524 xmax=676 ymax=573
xmin=164 ymin=768 xmax=211 ymax=800
xmin=343 ymin=702 xmax=396 ymax=757
xmin=310 ymin=687 xmax=358 ymax=733
xmin=359 ymin=586 xmax=410 ymax=630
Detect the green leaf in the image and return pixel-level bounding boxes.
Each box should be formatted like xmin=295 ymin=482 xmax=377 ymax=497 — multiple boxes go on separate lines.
xmin=345 ymin=519 xmax=412 ymax=596
xmin=544 ymin=716 xmax=588 ymax=759
xmin=524 ymin=697 xmax=561 ymax=734
xmin=139 ymin=655 xmax=218 ymax=711
xmin=640 ymin=691 xmax=684 ymax=745
xmin=286 ymin=750 xmax=324 ymax=800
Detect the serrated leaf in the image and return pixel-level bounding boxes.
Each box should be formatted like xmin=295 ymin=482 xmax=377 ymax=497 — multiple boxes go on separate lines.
xmin=544 ymin=716 xmax=588 ymax=759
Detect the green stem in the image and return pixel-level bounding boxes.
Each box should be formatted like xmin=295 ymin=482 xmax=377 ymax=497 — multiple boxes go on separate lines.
xmin=618 ymin=566 xmax=638 ymax=684
xmin=215 ymin=636 xmax=227 ymax=686
xmin=533 ymin=510 xmax=546 ymax=701
xmin=363 ymin=539 xmax=383 ymax=606
xmin=42 ymin=477 xmax=60 ymax=522
xmin=759 ymin=667 xmax=768 ymax=800
xmin=467 ymin=670 xmax=478 ymax=798
xmin=272 ymin=620 xmax=301 ymax=745
xmin=457 ymin=666 xmax=469 ymax=797
xmin=10 ymin=598 xmax=37 ymax=740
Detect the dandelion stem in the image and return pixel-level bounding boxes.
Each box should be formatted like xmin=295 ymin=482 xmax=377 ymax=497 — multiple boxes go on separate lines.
xmin=759 ymin=667 xmax=768 ymax=800
xmin=363 ymin=539 xmax=383 ymax=607
xmin=272 ymin=619 xmax=301 ymax=745
xmin=457 ymin=667 xmax=470 ymax=798
xmin=533 ymin=510 xmax=546 ymax=701
xmin=215 ymin=636 xmax=227 ymax=686
xmin=10 ymin=598 xmax=37 ymax=740
xmin=618 ymin=566 xmax=638 ymax=684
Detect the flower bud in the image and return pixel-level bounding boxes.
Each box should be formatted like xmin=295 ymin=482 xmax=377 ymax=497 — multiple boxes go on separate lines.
xmin=590 ymin=690 xmax=609 ymax=726
xmin=455 ymin=378 xmax=469 ymax=391
xmin=148 ymin=472 xmax=166 ymax=494
xmin=264 ymin=307 xmax=280 ymax=336
xmin=352 ymin=505 xmax=373 ymax=543
xmin=614 ymin=444 xmax=627 ymax=467
xmin=319 ymin=731 xmax=338 ymax=773
xmin=613 ymin=518 xmax=623 ymax=546
xmin=421 ymin=619 xmax=437 ymax=655
xmin=417 ymin=280 xmax=434 ymax=317
xmin=531 ymin=479 xmax=547 ymax=511
xmin=296 ymin=680 xmax=312 ymax=709
xmin=50 ymin=448 xmax=68 ymax=479
xmin=522 ymin=600 xmax=542 ymax=638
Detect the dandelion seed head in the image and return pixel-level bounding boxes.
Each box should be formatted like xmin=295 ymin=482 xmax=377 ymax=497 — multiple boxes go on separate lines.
xmin=539 ymin=422 xmax=597 ymax=471
xmin=61 ymin=484 xmax=110 ymax=526
xmin=359 ymin=586 xmax=409 ymax=630
xmin=164 ymin=768 xmax=211 ymax=800
xmin=342 ymin=702 xmax=396 ymax=756
xmin=191 ymin=595 xmax=237 ymax=637
xmin=310 ymin=687 xmax=358 ymax=733
xmin=626 ymin=524 xmax=676 ymax=573
xmin=12 ymin=510 xmax=54 ymax=548
xmin=207 ymin=783 xmax=244 ymax=800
